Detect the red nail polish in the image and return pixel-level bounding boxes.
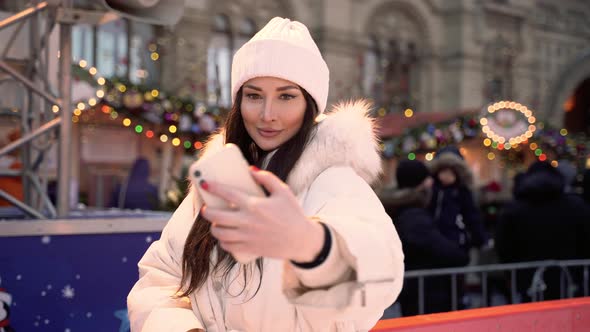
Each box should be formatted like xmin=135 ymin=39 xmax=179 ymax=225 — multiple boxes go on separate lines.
xmin=251 ymin=166 xmax=260 ymax=172
xmin=199 ymin=179 xmax=209 ymax=190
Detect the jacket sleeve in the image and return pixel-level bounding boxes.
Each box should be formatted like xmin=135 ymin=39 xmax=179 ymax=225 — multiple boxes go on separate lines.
xmin=282 ymin=166 xmax=404 ymax=331
xmin=127 ymin=189 xmax=205 ymax=332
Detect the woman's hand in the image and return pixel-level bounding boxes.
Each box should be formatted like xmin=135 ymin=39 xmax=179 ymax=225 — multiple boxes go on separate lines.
xmin=200 ymin=168 xmax=324 ymax=262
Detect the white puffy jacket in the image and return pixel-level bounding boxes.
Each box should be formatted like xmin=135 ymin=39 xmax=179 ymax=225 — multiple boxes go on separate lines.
xmin=128 ymin=100 xmax=404 ymax=332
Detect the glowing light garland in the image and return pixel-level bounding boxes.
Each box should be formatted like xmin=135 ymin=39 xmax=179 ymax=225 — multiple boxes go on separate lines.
xmin=480 ymin=101 xmax=536 ymax=148
xmin=69 ymin=60 xmax=222 ymax=152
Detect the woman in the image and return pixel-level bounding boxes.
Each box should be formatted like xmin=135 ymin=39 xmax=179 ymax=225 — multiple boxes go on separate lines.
xmin=128 ymin=17 xmax=403 ymax=332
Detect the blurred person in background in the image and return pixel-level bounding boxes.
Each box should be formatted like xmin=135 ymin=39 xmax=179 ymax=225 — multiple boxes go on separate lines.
xmin=381 ymin=159 xmax=468 ymax=316
xmin=109 ymin=157 xmax=159 ymax=210
xmin=428 ymin=146 xmax=490 ymax=309
xmin=496 ymin=161 xmax=590 ymax=302
xmin=582 ymin=168 xmax=590 ymax=205
xmin=428 ymin=146 xmax=490 ymax=254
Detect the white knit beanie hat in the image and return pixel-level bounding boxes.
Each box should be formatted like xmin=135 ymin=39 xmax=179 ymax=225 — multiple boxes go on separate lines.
xmin=231 ymin=17 xmax=330 ymax=113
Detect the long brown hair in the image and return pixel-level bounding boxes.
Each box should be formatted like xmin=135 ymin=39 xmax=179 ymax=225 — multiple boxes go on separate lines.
xmin=179 ymin=86 xmax=319 ymax=297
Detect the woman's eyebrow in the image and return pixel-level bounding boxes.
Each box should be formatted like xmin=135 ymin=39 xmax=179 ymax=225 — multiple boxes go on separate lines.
xmin=276 ymin=85 xmax=299 ymax=92
xmin=243 ymin=84 xmax=262 ymax=91
xmin=243 ymin=84 xmax=299 ymax=92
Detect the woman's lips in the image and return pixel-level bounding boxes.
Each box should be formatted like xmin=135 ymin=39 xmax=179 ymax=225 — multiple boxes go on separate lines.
xmin=257 ymin=129 xmax=281 ymax=138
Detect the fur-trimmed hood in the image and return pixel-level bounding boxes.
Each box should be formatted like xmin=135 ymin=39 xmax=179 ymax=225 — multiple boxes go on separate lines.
xmin=428 ymin=152 xmax=473 ymax=188
xmin=198 ymin=99 xmax=382 ymax=195
xmin=379 ymin=185 xmax=431 ymax=212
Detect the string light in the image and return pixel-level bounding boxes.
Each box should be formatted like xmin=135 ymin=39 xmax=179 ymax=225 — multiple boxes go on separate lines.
xmin=69 ymin=60 xmax=106 ymax=122
xmin=481 ymin=101 xmax=536 ymax=144
xmin=73 ymin=58 xmax=208 ymax=151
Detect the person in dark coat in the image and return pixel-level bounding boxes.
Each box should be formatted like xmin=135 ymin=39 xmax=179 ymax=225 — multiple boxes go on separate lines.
xmin=428 ymin=146 xmax=490 ymax=252
xmin=381 ymin=159 xmax=469 ymax=316
xmin=109 ymin=157 xmax=159 ymax=210
xmin=496 ymin=161 xmax=590 ymax=302
xmin=583 ymin=168 xmax=590 ymax=205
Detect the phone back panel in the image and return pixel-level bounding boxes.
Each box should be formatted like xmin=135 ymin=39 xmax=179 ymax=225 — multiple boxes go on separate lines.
xmin=189 ymin=143 xmax=265 ymax=209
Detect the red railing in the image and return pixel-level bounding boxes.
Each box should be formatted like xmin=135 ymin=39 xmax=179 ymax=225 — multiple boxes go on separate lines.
xmin=372 ymin=297 xmax=590 ymax=332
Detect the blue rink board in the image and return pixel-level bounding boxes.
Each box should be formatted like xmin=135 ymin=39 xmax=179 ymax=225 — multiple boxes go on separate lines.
xmin=0 ymin=232 xmax=161 ymax=332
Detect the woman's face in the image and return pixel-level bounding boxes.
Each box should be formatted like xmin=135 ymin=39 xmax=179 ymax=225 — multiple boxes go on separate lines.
xmin=437 ymin=168 xmax=457 ymax=186
xmin=240 ymin=76 xmax=307 ymax=151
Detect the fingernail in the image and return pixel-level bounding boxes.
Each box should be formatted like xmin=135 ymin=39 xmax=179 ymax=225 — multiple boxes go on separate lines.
xmin=199 ymin=179 xmax=209 ymax=190
xmin=251 ymin=166 xmax=260 ymax=172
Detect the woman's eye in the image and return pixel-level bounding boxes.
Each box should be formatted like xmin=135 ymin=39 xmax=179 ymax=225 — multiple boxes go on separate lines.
xmin=246 ymin=93 xmax=262 ymax=100
xmin=280 ymin=94 xmax=296 ymax=100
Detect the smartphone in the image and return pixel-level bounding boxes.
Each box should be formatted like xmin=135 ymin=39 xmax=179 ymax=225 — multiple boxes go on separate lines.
xmin=189 ymin=143 xmax=264 ymax=263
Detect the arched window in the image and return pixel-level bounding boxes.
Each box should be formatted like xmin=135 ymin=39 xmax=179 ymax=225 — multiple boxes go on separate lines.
xmin=364 ymin=10 xmax=423 ymax=113
xmin=207 ymin=14 xmax=232 ymax=107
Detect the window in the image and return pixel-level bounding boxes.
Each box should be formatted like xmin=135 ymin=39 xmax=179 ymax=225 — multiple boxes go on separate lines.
xmin=362 ymin=36 xmax=380 ymax=101
xmin=96 ymin=19 xmax=128 ymax=79
xmin=484 ymin=37 xmax=514 ymax=101
xmin=129 ymin=21 xmax=157 ymax=85
xmin=234 ymin=18 xmax=256 ymax=55
xmin=72 ymin=19 xmax=158 ymax=84
xmin=207 ymin=14 xmax=232 ymax=107
xmin=363 ymin=11 xmax=423 ymax=113
xmin=72 ymin=24 xmax=94 ymax=64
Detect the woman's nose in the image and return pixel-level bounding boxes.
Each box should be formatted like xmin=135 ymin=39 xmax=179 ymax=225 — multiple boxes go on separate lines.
xmin=261 ymin=100 xmax=275 ymax=122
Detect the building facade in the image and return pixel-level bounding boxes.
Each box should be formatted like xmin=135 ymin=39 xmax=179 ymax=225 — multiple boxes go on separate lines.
xmin=166 ymin=0 xmax=590 ymax=131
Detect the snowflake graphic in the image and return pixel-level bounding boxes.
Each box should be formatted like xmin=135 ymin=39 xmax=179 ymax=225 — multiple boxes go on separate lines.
xmin=41 ymin=236 xmax=51 ymax=244
xmin=62 ymin=285 xmax=75 ymax=299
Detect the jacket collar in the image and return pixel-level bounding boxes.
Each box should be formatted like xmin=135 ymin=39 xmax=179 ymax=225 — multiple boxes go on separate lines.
xmin=199 ymin=99 xmax=382 ymax=194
